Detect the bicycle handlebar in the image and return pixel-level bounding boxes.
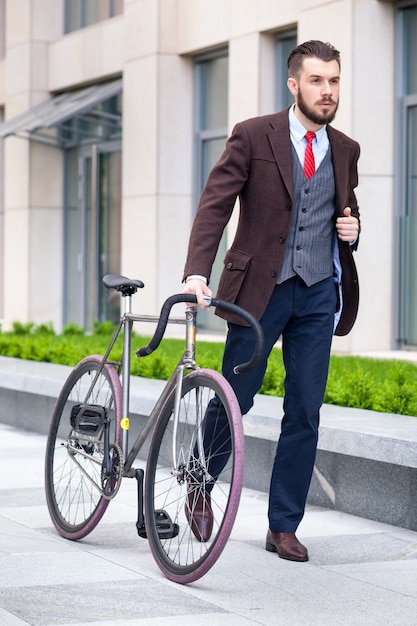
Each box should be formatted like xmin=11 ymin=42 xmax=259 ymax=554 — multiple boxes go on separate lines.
xmin=135 ymin=294 xmax=264 ymax=375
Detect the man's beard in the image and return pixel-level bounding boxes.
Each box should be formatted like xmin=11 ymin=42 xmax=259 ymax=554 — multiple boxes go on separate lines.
xmin=296 ymin=87 xmax=338 ymax=125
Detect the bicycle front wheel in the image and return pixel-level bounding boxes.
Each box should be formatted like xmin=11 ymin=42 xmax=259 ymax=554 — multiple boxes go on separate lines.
xmin=145 ymin=368 xmax=244 ymax=584
xmin=45 ymin=356 xmax=122 ymax=540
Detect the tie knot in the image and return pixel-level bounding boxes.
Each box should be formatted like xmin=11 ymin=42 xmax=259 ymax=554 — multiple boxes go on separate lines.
xmin=305 ymin=131 xmax=316 ymax=145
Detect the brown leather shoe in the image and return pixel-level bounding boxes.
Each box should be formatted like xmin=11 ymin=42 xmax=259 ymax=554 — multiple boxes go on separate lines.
xmin=185 ymin=489 xmax=213 ymax=542
xmin=265 ymin=530 xmax=308 ymax=562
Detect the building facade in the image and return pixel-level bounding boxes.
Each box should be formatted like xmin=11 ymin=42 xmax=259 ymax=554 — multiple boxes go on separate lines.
xmin=0 ymin=0 xmax=415 ymax=354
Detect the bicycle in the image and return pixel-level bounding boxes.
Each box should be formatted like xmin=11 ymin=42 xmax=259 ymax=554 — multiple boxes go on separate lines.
xmin=44 ymin=274 xmax=264 ymax=584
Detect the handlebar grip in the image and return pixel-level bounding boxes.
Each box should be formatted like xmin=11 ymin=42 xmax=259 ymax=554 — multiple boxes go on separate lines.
xmin=135 ymin=294 xmax=197 ymax=357
xmin=135 ymin=294 xmax=264 ymax=375
xmin=209 ymin=298 xmax=264 ymax=374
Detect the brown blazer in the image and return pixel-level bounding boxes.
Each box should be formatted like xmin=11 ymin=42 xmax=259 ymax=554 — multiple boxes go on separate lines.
xmin=183 ymin=108 xmax=360 ymax=336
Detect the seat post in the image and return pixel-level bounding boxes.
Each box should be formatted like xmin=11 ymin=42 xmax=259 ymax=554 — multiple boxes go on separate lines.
xmin=121 ymin=293 xmax=133 ymax=455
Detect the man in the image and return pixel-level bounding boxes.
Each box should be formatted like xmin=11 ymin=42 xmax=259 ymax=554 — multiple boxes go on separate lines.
xmin=182 ymin=40 xmax=360 ymax=562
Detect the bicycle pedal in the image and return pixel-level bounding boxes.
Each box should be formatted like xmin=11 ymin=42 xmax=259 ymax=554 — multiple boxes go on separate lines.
xmin=70 ymin=404 xmax=107 ymax=435
xmin=136 ymin=510 xmax=179 ymax=540
xmin=155 ymin=509 xmax=180 ymax=539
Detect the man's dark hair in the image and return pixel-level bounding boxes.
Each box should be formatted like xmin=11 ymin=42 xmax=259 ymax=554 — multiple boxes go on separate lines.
xmin=287 ymin=40 xmax=341 ymax=78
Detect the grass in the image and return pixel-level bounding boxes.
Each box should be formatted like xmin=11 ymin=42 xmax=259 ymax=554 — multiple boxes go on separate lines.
xmin=0 ymin=320 xmax=416 ymax=417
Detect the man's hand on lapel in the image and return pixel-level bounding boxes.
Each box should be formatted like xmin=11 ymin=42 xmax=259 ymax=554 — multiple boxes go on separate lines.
xmin=336 ymin=207 xmax=359 ymax=243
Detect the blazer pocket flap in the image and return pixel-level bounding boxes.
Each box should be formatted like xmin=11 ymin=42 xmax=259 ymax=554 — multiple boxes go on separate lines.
xmin=223 ymin=248 xmax=252 ymax=272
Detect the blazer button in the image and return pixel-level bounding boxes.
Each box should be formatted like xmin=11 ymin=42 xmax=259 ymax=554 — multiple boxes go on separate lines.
xmin=226 ymin=262 xmax=233 ymax=270
xmin=271 ymin=270 xmax=277 ymax=278
xmin=279 ymin=236 xmax=285 ymax=244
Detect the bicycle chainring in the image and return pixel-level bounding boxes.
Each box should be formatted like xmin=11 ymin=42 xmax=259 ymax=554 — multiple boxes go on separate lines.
xmin=101 ymin=443 xmax=124 ymax=499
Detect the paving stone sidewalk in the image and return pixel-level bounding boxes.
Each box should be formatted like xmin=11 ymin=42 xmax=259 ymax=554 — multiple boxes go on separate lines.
xmin=1 ymin=422 xmax=417 ymax=626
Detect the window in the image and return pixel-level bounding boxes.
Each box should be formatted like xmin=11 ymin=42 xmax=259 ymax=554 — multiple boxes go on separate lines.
xmin=195 ymin=53 xmax=228 ymax=192
xmin=65 ymin=0 xmax=123 ymax=34
xmin=398 ymin=4 xmax=417 ymax=346
xmin=275 ymin=31 xmax=297 ymax=111
xmin=194 ymin=51 xmax=228 ymax=330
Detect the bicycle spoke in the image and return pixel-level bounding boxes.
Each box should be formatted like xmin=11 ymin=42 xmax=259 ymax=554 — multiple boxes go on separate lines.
xmin=45 ymin=357 xmax=122 ymax=539
xmin=145 ymin=369 xmax=244 ymax=583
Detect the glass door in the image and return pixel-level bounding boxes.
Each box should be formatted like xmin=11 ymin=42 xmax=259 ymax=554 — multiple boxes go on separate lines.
xmin=64 ymin=140 xmax=122 ymax=328
xmin=97 ymin=148 xmax=122 ymax=323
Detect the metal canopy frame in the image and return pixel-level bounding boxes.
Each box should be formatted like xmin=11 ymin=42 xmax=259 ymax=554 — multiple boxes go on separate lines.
xmin=0 ymin=78 xmax=122 ymax=146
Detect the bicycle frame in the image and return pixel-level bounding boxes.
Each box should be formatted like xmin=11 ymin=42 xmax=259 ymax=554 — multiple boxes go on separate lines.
xmin=45 ymin=275 xmax=264 ymax=582
xmin=87 ymin=290 xmax=201 ymax=479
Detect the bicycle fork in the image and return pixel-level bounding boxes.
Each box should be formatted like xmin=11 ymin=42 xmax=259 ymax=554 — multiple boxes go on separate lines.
xmin=170 ymin=304 xmax=207 ymax=479
xmin=170 ymin=305 xmax=214 ymax=488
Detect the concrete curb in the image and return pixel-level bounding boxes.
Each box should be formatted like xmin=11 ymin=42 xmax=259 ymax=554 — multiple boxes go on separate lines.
xmin=1 ymin=355 xmax=417 ymax=530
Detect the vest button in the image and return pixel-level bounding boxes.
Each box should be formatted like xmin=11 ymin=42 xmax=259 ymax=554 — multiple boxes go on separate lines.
xmin=302 ymin=208 xmax=307 ymax=213
xmin=296 ymin=245 xmax=302 ymax=250
xmin=304 ymin=189 xmax=310 ymax=194
xmin=299 ymin=226 xmax=305 ymax=231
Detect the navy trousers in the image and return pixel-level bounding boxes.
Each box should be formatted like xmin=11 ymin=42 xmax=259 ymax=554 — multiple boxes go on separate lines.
xmin=204 ymin=275 xmax=336 ymax=532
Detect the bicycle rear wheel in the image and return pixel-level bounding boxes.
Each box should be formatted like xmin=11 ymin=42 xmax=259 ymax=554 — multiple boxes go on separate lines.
xmin=45 ymin=356 xmax=123 ymax=540
xmin=145 ymin=368 xmax=244 ymax=583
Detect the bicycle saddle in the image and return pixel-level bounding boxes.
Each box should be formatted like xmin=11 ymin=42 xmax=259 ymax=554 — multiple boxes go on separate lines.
xmin=103 ymin=274 xmax=144 ymax=296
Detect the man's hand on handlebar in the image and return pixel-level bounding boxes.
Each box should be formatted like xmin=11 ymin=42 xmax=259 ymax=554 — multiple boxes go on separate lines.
xmin=137 ymin=290 xmax=264 ymax=372
xmin=183 ymin=278 xmax=212 ymax=311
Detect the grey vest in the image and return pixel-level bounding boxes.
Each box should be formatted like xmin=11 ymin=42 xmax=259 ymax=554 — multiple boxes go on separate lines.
xmin=278 ymin=145 xmax=336 ymax=286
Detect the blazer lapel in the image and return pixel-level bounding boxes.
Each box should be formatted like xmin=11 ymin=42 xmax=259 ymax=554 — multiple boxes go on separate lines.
xmin=327 ymin=125 xmax=351 ymax=216
xmin=267 ymin=110 xmax=294 ymax=202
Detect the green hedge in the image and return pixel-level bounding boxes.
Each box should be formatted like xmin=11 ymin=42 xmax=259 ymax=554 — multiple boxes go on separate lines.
xmin=1 ymin=321 xmax=416 ymax=417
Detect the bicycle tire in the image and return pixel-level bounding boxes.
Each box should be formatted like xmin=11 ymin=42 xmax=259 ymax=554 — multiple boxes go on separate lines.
xmin=145 ymin=369 xmax=244 ymax=583
xmin=45 ymin=356 xmax=123 ymax=540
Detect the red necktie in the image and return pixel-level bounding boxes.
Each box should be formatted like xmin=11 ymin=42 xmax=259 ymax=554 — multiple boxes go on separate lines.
xmin=303 ymin=131 xmax=316 ymax=179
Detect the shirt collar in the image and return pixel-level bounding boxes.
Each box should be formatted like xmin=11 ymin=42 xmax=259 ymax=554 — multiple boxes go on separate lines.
xmin=288 ymin=105 xmax=327 ymax=146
